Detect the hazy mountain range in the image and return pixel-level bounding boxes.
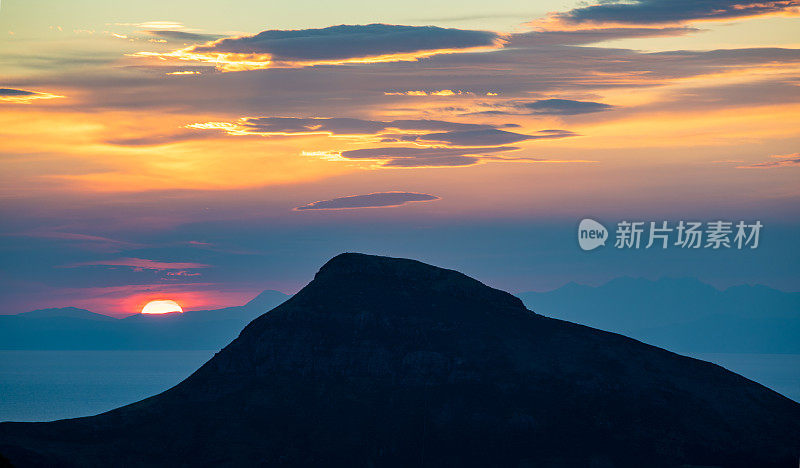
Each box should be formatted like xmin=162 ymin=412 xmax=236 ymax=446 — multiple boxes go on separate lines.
xmin=520 ymin=277 xmax=800 ymax=353
xmin=3 ymin=276 xmax=797 ymax=354
xmin=1 ymin=253 xmax=797 ymax=467
xmin=0 ymin=291 xmax=289 ymax=350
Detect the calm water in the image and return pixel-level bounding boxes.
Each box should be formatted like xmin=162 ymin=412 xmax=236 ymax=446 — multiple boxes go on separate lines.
xmin=0 ymin=350 xmax=797 ymax=422
xmin=0 ymin=350 xmax=216 ymax=422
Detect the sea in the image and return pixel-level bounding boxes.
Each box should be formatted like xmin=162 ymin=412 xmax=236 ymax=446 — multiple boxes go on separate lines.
xmin=0 ymin=350 xmax=797 ymax=422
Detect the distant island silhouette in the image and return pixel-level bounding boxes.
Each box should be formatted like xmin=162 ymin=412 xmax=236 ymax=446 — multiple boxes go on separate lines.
xmin=0 ymin=290 xmax=289 ymax=350
xmin=520 ymin=277 xmax=800 ymax=354
xmin=1 ymin=253 xmax=798 ymax=467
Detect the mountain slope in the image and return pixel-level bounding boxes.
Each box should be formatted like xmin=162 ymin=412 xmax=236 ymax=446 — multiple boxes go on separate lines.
xmin=1 ymin=254 xmax=798 ymax=467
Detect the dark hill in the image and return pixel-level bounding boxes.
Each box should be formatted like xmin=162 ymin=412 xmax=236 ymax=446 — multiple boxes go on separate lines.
xmin=1 ymin=253 xmax=798 ymax=467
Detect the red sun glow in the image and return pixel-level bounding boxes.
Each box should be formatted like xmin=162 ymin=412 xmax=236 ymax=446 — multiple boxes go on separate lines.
xmin=141 ymin=300 xmax=183 ymax=314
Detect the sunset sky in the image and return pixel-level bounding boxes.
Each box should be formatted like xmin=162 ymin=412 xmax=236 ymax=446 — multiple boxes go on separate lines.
xmin=1 ymin=0 xmax=798 ymax=315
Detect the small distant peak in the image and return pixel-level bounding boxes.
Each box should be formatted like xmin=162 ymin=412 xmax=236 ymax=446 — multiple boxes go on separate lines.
xmin=245 ymin=289 xmax=290 ymax=309
xmin=603 ymin=276 xmax=650 ymax=287
xmin=559 ymin=281 xmax=592 ymax=291
xmin=18 ymin=307 xmax=116 ymax=321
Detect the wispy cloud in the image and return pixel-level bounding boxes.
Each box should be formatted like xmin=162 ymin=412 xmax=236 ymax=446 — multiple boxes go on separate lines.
xmin=63 ymin=257 xmax=210 ymax=271
xmin=333 ymin=146 xmax=517 ymax=167
xmin=3 ymin=231 xmax=141 ymax=253
xmin=416 ymin=128 xmax=576 ymax=146
xmin=737 ymin=153 xmax=800 ymax=168
xmin=295 ymin=192 xmax=440 ymax=210
xmin=104 ymin=130 xmax=215 ymax=147
xmin=164 ymin=70 xmax=203 ymax=75
xmin=12 ymin=231 xmax=132 ymax=245
xmin=202 ymin=117 xmax=500 ymax=136
xmin=474 ymin=99 xmax=615 ymax=116
xmin=145 ymin=30 xmax=222 ymax=42
xmin=165 ymin=270 xmax=202 ymax=277
xmin=321 ymin=146 xmax=595 ymax=167
xmin=186 ymin=116 xmax=532 ymax=148
xmin=186 ymin=115 xmax=581 ymax=167
xmin=385 ymin=89 xmax=499 ymax=96
xmin=111 ymin=21 xmax=190 ymax=30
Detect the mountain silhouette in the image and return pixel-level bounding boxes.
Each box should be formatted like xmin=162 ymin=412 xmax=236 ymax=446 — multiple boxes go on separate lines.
xmin=1 ymin=253 xmax=798 ymax=467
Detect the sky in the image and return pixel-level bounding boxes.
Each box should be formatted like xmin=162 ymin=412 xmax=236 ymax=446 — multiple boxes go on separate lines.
xmin=0 ymin=0 xmax=798 ymax=316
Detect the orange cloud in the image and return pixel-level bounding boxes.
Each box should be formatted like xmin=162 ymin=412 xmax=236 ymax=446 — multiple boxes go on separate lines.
xmin=384 ymin=90 xmax=499 ymax=96
xmin=165 ymin=70 xmax=202 ymax=75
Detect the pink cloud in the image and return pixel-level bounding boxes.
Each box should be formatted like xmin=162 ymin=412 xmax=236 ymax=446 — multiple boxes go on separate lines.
xmin=166 ymin=270 xmax=203 ymax=277
xmin=63 ymin=257 xmax=209 ymax=271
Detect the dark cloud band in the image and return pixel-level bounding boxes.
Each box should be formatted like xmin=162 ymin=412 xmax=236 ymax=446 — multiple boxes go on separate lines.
xmin=0 ymin=88 xmax=37 ymax=97
xmin=0 ymin=88 xmax=62 ymax=102
xmin=193 ymin=24 xmax=501 ymax=61
xmin=554 ymin=0 xmax=799 ymax=25
xmin=142 ymin=23 xmax=505 ymax=70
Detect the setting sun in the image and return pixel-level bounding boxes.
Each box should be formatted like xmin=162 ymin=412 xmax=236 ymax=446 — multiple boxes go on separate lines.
xmin=141 ymin=300 xmax=183 ymax=315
